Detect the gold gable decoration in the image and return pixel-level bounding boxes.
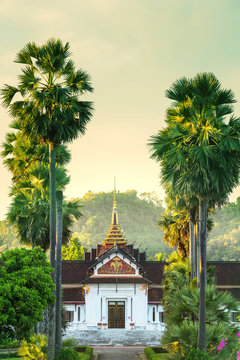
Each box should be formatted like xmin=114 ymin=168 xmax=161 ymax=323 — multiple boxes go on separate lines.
xmin=98 ymin=256 xmax=135 ymax=274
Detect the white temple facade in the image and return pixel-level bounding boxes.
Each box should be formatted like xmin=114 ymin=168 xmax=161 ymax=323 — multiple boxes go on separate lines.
xmin=63 ymin=245 xmax=165 ymax=332
xmin=62 ymin=191 xmax=165 ymax=333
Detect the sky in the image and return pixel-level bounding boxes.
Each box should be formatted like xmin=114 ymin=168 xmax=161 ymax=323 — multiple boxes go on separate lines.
xmin=1 ymin=0 xmax=240 ymax=220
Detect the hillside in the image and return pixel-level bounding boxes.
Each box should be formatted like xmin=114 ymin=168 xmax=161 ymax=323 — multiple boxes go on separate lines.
xmin=0 ymin=191 xmax=240 ymax=260
xmin=0 ymin=220 xmax=21 ymax=253
xmin=71 ymin=190 xmax=170 ymax=257
xmin=207 ymin=198 xmax=240 ymax=261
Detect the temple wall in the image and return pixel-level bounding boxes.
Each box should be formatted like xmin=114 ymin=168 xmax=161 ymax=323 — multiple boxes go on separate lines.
xmin=84 ymin=283 xmax=148 ymax=329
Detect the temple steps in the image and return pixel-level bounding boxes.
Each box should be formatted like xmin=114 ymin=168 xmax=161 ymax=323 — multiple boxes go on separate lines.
xmin=63 ymin=329 xmax=163 ymax=346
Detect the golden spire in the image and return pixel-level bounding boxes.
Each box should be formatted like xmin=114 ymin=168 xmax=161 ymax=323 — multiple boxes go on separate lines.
xmin=111 ymin=176 xmax=118 ymax=225
xmin=113 ymin=176 xmax=116 ymax=210
xmin=103 ymin=179 xmax=127 ymax=249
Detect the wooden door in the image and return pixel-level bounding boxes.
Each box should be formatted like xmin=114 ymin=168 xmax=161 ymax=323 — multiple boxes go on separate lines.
xmin=108 ymin=301 xmax=125 ymax=328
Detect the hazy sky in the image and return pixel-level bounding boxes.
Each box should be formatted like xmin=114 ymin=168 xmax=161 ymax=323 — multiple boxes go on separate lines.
xmin=1 ymin=0 xmax=240 ymax=220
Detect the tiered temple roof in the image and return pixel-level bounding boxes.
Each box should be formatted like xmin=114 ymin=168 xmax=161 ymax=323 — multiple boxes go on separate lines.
xmin=102 ymin=189 xmax=127 ymax=249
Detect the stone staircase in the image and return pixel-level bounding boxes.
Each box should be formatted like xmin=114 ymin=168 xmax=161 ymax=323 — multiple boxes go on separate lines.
xmin=63 ymin=329 xmax=163 ymax=346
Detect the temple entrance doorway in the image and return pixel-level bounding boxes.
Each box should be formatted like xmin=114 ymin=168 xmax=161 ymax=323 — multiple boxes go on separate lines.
xmin=108 ymin=301 xmax=125 ymax=328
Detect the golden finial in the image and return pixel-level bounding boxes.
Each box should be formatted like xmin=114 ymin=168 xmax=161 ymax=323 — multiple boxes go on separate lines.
xmin=113 ymin=176 xmax=116 ymax=210
xmin=111 ymin=176 xmax=118 ymax=225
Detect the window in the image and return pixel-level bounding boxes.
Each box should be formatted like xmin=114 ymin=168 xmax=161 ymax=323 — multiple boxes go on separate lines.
xmin=159 ymin=311 xmax=164 ymax=322
xmin=78 ymin=307 xmax=81 ymax=322
xmin=65 ymin=311 xmax=74 ymax=322
xmin=152 ymin=307 xmax=155 ymax=322
xmin=232 ymin=312 xmax=240 ymax=322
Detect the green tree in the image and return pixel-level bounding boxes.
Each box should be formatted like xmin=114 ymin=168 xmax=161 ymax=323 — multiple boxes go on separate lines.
xmin=147 ymin=252 xmax=168 ymax=261
xmin=1 ymin=126 xmax=71 ymax=185
xmin=62 ymin=237 xmax=86 ymax=260
xmin=149 ymin=73 xmax=240 ymax=351
xmin=7 ymin=164 xmax=82 ymax=251
xmin=1 ymin=39 xmax=94 ymax=359
xmin=0 ymin=247 xmax=54 ymax=342
xmin=159 ymin=210 xmax=189 ymax=257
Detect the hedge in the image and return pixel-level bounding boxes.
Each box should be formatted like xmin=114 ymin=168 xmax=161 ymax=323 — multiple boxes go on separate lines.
xmin=144 ymin=347 xmax=168 ymax=359
xmin=75 ymin=346 xmax=93 ymax=359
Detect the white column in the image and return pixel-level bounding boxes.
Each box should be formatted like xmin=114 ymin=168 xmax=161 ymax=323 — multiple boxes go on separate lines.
xmin=102 ymin=297 xmax=107 ymax=324
xmin=127 ymin=297 xmax=131 ymax=328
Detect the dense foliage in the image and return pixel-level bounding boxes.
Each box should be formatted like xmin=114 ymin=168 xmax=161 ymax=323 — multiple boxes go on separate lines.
xmin=185 ymin=348 xmax=213 ymax=359
xmin=62 ymin=237 xmax=86 ymax=260
xmin=0 ymin=247 xmax=55 ymax=341
xmin=18 ymin=334 xmax=48 ymax=360
xmin=161 ymin=254 xmax=239 ymax=359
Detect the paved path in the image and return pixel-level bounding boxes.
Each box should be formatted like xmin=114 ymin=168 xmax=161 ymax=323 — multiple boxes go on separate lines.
xmin=93 ymin=346 xmax=145 ymax=360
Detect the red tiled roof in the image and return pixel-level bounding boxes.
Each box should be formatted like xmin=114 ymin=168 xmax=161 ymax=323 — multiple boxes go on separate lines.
xmin=218 ymin=287 xmax=240 ymax=300
xmin=62 ymin=260 xmax=240 ymax=289
xmin=63 ymin=287 xmax=84 ymax=302
xmin=148 ymin=287 xmax=163 ymax=302
xmin=139 ymin=262 xmax=165 ymax=284
xmin=207 ymin=262 xmax=240 ymax=286
xmin=62 ymin=260 xmax=94 ymax=284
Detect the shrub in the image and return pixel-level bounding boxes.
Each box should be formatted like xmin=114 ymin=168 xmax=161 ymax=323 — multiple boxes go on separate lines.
xmin=54 ymin=347 xmax=79 ymax=360
xmin=74 ymin=346 xmax=87 ymax=352
xmin=76 ymin=346 xmax=93 ymax=359
xmin=18 ymin=334 xmax=47 ymax=360
xmin=62 ymin=338 xmax=78 ymax=348
xmin=152 ymin=347 xmax=168 ymax=353
xmin=144 ymin=347 xmax=165 ymax=359
xmin=0 ymin=338 xmax=18 ymax=349
xmin=185 ymin=348 xmax=213 ymax=360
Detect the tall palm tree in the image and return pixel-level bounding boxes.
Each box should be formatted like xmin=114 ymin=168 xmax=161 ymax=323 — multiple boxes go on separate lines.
xmin=1 ymin=39 xmax=94 ymax=359
xmin=149 ymin=73 xmax=240 ymax=351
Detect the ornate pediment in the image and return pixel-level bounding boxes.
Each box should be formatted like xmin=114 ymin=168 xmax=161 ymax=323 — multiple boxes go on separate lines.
xmin=98 ymin=256 xmax=135 ymax=275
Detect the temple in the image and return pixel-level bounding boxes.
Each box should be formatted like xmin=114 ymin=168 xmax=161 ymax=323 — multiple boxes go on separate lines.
xmin=62 ymin=191 xmax=240 ymax=336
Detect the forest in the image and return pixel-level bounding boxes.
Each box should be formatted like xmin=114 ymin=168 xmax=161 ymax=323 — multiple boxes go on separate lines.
xmin=1 ymin=190 xmax=239 ymax=261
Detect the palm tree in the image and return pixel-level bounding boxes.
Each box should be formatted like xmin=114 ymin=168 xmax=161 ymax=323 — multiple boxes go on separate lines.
xmin=149 ymin=73 xmax=240 ymax=351
xmin=159 ymin=210 xmax=189 ymax=258
xmin=1 ymin=39 xmax=94 ymax=359
xmin=1 ymin=122 xmax=71 ymax=184
xmin=8 ymin=164 xmax=82 ymax=251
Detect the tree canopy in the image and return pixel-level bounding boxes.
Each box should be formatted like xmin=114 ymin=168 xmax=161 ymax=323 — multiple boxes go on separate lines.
xmin=0 ymin=247 xmax=55 ymax=341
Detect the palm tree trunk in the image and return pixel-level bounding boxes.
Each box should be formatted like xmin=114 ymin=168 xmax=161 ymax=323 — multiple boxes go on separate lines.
xmin=194 ymin=221 xmax=199 ymax=278
xmin=195 ymin=221 xmax=200 ymax=287
xmin=189 ymin=220 xmax=195 ymax=280
xmin=55 ymin=191 xmax=63 ymax=355
xmin=47 ymin=142 xmax=56 ymax=360
xmin=197 ymin=198 xmax=207 ymax=352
